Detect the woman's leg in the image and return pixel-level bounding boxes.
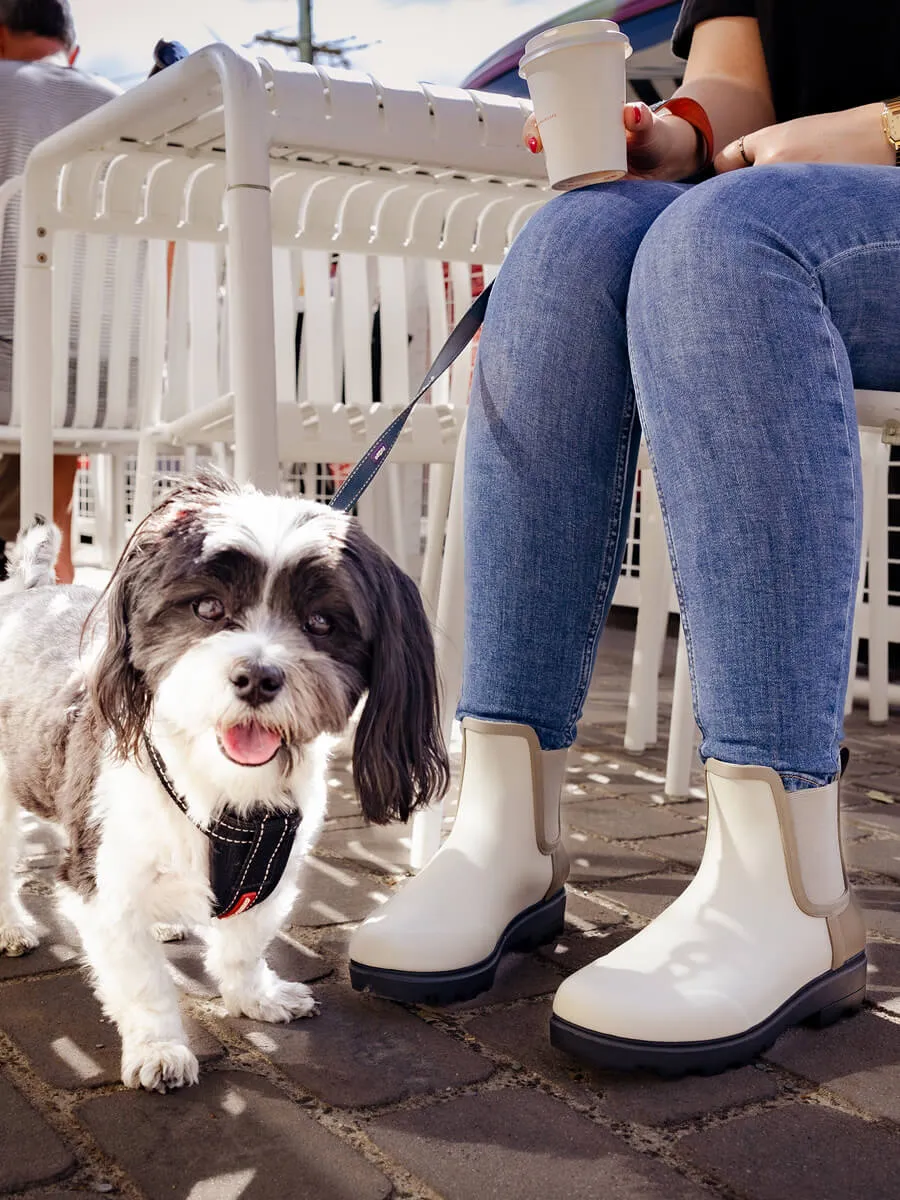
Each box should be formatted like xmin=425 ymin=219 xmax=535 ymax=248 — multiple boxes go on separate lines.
xmin=350 ymin=181 xmax=685 ymax=1002
xmin=551 ymin=165 xmax=900 ymax=1072
xmin=632 ymin=164 xmax=900 ymax=785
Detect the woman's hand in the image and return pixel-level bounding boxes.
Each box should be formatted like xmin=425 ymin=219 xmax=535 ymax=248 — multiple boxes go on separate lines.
xmin=522 ymin=102 xmax=702 ymax=182
xmin=716 ymin=103 xmax=894 ymax=172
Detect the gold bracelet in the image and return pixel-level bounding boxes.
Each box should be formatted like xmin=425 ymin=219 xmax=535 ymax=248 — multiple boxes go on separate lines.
xmin=882 ymin=96 xmax=900 ymax=165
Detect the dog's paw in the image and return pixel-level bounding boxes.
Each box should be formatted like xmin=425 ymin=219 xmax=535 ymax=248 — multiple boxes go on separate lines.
xmin=121 ymin=1040 xmax=200 ymax=1093
xmin=0 ymin=920 xmax=40 ymax=957
xmin=229 ymin=979 xmax=319 ymax=1024
xmin=152 ymin=923 xmax=187 ymax=943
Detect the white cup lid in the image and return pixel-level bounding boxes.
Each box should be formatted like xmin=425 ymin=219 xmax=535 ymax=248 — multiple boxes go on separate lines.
xmin=519 ymin=19 xmax=632 ymax=76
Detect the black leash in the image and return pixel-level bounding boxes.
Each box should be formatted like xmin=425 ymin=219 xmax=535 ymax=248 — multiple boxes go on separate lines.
xmin=329 ymin=280 xmax=493 ymax=512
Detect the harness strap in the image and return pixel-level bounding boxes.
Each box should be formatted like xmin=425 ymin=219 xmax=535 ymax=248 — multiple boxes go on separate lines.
xmin=143 ymin=735 xmax=301 ymax=919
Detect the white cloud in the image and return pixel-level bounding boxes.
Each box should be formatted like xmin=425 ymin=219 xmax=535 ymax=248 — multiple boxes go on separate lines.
xmin=72 ymin=0 xmax=564 ymax=87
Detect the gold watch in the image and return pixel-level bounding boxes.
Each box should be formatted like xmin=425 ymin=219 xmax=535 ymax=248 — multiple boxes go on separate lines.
xmin=882 ymin=96 xmax=900 ymax=165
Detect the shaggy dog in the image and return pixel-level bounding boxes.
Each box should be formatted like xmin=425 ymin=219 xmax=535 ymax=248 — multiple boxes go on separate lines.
xmin=0 ymin=471 xmax=447 ymax=1091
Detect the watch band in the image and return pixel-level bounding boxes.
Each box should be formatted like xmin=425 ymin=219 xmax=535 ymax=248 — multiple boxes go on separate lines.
xmin=651 ymin=96 xmax=714 ymax=170
xmin=882 ymin=96 xmax=900 ymax=166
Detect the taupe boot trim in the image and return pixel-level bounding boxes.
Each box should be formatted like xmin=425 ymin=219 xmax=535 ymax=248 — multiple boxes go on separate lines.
xmin=461 ymin=718 xmax=569 ymax=899
xmin=705 ymin=758 xmax=865 ymax=970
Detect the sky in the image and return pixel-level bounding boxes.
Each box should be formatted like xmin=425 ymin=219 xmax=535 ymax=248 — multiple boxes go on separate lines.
xmin=71 ymin=0 xmax=570 ymax=90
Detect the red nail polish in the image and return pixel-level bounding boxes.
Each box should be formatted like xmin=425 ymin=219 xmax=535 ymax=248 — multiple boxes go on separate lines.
xmin=632 ymin=104 xmax=642 ymax=125
xmin=527 ymin=136 xmax=539 ymax=153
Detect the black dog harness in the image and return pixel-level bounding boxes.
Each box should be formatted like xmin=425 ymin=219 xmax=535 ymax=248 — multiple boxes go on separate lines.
xmin=144 ymin=735 xmax=301 ymax=919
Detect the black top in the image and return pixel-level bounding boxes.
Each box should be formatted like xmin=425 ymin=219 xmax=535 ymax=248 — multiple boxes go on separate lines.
xmin=673 ymin=0 xmax=900 ymax=123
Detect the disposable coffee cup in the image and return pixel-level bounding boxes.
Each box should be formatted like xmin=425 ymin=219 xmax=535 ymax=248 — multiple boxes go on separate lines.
xmin=519 ymin=19 xmax=632 ymax=190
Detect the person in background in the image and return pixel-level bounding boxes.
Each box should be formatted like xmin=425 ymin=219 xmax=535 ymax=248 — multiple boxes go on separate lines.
xmin=0 ymin=0 xmax=119 ymax=582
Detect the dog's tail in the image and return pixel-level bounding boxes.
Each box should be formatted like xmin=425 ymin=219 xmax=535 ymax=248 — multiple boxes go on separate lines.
xmin=1 ymin=517 xmax=62 ymax=593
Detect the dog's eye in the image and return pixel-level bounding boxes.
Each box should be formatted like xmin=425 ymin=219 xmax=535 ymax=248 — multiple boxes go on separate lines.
xmin=303 ymin=613 xmax=333 ymax=637
xmin=192 ymin=597 xmax=226 ymax=622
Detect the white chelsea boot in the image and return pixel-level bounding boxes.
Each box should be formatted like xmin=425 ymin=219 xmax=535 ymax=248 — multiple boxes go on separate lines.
xmin=550 ymin=757 xmax=866 ymax=1074
xmin=349 ymin=717 xmax=569 ymax=1004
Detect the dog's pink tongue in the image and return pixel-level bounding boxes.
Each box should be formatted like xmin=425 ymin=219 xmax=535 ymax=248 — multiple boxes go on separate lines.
xmin=221 ymin=722 xmax=281 ymax=766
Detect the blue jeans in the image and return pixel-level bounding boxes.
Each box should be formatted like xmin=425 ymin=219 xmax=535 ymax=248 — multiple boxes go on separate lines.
xmin=459 ymin=165 xmax=900 ymax=789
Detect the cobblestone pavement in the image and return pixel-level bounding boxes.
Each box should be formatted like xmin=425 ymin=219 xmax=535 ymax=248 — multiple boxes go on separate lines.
xmin=4 ymin=619 xmax=900 ymax=1199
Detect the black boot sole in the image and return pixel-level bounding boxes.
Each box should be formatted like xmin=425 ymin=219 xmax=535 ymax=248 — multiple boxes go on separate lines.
xmin=549 ymin=950 xmax=867 ymax=1077
xmin=349 ymin=888 xmax=567 ymax=1005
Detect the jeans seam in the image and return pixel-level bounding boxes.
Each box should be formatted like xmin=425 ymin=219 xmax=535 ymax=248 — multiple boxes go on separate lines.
xmin=814 ymin=293 xmax=861 ymax=769
xmin=563 ymin=385 xmax=639 ymax=740
xmin=633 ymin=419 xmax=706 ymax=749
xmin=814 ymin=239 xmax=900 ymax=276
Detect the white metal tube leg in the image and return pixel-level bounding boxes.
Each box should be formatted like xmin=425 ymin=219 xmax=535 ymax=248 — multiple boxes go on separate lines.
xmin=420 ymin=463 xmax=454 ymax=620
xmin=625 ymin=467 xmax=669 ymax=752
xmin=133 ymin=432 xmax=158 ymax=526
xmin=866 ymin=437 xmax=890 ymax=724
xmin=845 ymin=430 xmax=879 ymax=717
xmin=110 ymin=454 xmax=128 ymax=564
xmin=665 ymin=624 xmax=698 ymax=797
xmin=92 ymin=455 xmax=114 ymax=568
xmin=17 ymin=261 xmax=54 ymax=530
xmin=226 ymin=187 xmax=279 ymax=493
xmin=409 ymin=422 xmax=467 ymax=869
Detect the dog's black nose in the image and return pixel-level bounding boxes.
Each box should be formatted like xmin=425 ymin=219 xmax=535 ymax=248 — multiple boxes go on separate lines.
xmin=229 ymin=660 xmax=284 ymax=706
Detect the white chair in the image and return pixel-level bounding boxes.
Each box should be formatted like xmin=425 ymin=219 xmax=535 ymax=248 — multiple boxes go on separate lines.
xmin=0 ymin=174 xmax=169 ymax=565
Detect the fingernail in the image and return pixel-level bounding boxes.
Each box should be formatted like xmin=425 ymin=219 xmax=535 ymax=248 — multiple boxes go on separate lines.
xmin=631 ymin=104 xmax=642 ymax=125
xmin=527 ymin=136 xmax=539 ymax=153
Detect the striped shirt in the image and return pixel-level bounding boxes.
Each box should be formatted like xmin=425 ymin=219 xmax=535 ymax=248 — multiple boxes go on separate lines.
xmin=0 ymin=59 xmax=119 ymax=341
xmin=0 ymin=59 xmax=118 ymax=422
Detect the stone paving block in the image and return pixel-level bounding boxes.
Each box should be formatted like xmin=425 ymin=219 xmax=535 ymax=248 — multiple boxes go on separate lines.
xmin=633 ymin=831 xmax=707 ymax=868
xmin=846 ymin=806 xmax=900 ymax=837
xmin=0 ymin=892 xmax=81 ymax=980
xmin=845 ymin=834 xmax=900 ymax=881
xmin=323 ymin=759 xmax=366 ymax=820
xmin=563 ymin=752 xmax=676 ymax=797
xmin=290 ymin=855 xmax=392 ymax=927
xmin=78 ymin=1070 xmax=391 ymax=1200
xmin=232 ymin=982 xmax=492 ymax=1106
xmin=563 ymin=833 xmax=666 ymax=883
xmin=595 ymin=872 xmax=692 ymax=921
xmin=444 ymin=951 xmax=566 ymax=1011
xmin=467 ymin=1002 xmax=779 ymax=1122
xmin=678 ymin=1101 xmax=900 ymax=1200
xmin=315 ymin=823 xmax=417 ymax=874
xmin=0 ymin=1071 xmax=75 ymax=1191
xmin=563 ymin=795 xmax=701 ymax=840
xmin=164 ymin=931 xmax=331 ymax=999
xmin=0 ymin=972 xmax=222 ymax=1089
xmin=465 ymin=998 xmax=597 ymax=1102
xmin=562 ymin=889 xmax=626 ymax=930
xmin=868 ymin=940 xmax=900 ymax=1012
xmin=842 ymin=759 xmax=900 ymax=789
xmin=597 ymin=1062 xmax=780 ymax=1126
xmin=367 ymin=1088 xmax=714 ymax=1200
xmin=853 ymin=881 xmax=900 ymax=938
xmin=537 ymin=926 xmax=635 ymax=975
xmin=764 ymin=1008 xmax=900 ymax=1123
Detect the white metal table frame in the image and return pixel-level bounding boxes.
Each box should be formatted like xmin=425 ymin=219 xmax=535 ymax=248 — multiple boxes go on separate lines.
xmin=16 ymin=45 xmax=281 ymax=527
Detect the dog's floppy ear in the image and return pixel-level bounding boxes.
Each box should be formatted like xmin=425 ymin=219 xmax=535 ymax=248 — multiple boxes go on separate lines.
xmin=85 ymin=535 xmax=152 ymax=759
xmin=344 ymin=525 xmax=449 ymax=824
